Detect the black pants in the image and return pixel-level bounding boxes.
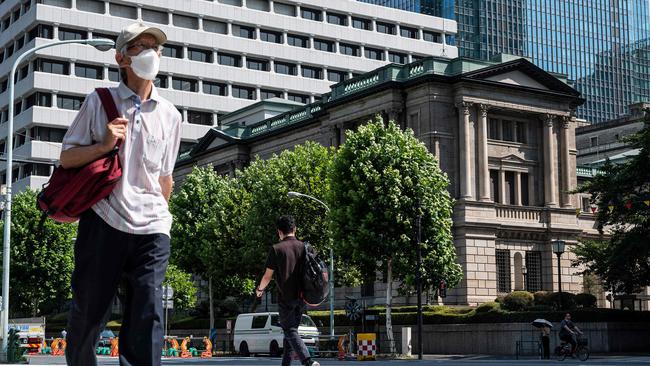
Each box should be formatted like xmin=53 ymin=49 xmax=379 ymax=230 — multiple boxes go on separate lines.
xmin=541 ymin=335 xmax=550 ymax=359
xmin=66 ymin=210 xmax=170 ymax=366
xmin=279 ymin=300 xmax=310 ymax=366
xmin=560 ymin=333 xmax=577 ymax=352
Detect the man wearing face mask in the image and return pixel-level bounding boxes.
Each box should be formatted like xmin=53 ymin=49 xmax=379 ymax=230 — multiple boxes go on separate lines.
xmin=60 ymin=23 xmax=182 ymax=366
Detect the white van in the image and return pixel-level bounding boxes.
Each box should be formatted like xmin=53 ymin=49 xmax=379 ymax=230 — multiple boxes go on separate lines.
xmin=233 ymin=312 xmax=320 ymax=356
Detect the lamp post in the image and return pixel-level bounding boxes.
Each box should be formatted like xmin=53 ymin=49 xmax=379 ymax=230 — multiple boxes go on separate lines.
xmin=551 ymin=240 xmax=566 ymax=309
xmin=522 ymin=265 xmax=528 ymax=292
xmin=1 ymin=38 xmax=115 ymax=355
xmin=287 ymin=191 xmax=335 ymax=339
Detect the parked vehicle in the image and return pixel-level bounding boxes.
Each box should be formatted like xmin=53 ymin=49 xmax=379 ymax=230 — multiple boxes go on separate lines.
xmin=233 ymin=312 xmax=319 ymax=357
xmin=97 ymin=329 xmax=116 ymax=348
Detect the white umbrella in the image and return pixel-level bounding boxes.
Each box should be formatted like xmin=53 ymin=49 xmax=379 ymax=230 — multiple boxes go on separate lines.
xmin=532 ymin=319 xmax=553 ymax=328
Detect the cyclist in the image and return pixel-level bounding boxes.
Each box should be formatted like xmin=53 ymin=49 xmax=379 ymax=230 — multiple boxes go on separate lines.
xmin=559 ymin=313 xmax=583 ymax=355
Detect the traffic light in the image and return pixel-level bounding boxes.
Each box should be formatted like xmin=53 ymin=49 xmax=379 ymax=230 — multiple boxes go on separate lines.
xmin=439 ymin=280 xmax=447 ymax=298
xmin=8 ymin=328 xmax=26 ymax=362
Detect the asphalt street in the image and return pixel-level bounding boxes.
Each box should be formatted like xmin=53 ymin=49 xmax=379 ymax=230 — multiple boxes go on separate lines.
xmin=18 ymin=355 xmax=650 ymax=366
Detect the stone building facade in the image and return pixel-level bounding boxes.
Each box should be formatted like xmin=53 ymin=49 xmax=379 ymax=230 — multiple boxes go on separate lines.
xmin=174 ymin=55 xmax=600 ymax=306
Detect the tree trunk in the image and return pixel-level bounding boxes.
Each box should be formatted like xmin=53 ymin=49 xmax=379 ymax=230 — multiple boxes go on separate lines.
xmin=209 ymin=276 xmax=215 ymax=330
xmin=385 ymin=259 xmax=396 ymax=354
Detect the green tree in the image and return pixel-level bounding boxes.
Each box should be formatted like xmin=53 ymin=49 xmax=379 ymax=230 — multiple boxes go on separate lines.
xmin=163 ymin=263 xmax=197 ymax=311
xmin=574 ymin=118 xmax=650 ymax=294
xmin=328 ymin=117 xmax=462 ymax=353
xmin=170 ymin=166 xmax=250 ymax=327
xmin=0 ymin=189 xmax=76 ymax=316
xmin=237 ymin=142 xmax=334 ymax=271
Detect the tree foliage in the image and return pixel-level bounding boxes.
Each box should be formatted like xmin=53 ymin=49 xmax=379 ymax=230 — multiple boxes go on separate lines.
xmin=328 ymin=117 xmax=462 ymax=289
xmin=163 ymin=263 xmax=197 ymax=311
xmin=574 ymin=118 xmax=650 ymax=293
xmin=0 ymin=189 xmax=76 ymax=316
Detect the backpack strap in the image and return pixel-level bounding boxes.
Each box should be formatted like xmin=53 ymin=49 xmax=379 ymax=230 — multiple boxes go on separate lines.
xmin=95 ymin=88 xmax=122 ymax=148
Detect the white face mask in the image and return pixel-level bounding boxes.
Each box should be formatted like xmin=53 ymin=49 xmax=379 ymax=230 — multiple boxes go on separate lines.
xmin=128 ymin=48 xmax=160 ymax=81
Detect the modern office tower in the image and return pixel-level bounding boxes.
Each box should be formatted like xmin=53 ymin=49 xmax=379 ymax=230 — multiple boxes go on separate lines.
xmin=359 ymin=0 xmax=650 ymax=123
xmin=0 ymin=0 xmax=456 ymax=192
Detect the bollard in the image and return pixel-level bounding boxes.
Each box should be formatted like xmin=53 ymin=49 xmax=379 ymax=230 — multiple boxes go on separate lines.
xmin=401 ymin=327 xmax=412 ymax=357
xmin=356 ymin=333 xmax=376 ymax=361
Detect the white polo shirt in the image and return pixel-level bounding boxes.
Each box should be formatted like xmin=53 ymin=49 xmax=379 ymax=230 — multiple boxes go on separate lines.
xmin=62 ymin=82 xmax=182 ymax=236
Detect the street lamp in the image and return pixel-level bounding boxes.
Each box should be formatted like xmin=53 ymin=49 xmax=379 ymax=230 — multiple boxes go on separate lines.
xmin=551 ymin=240 xmax=566 ymax=309
xmin=287 ymin=191 xmax=335 ymax=339
xmin=522 ymin=265 xmax=528 ymax=292
xmin=1 ymin=38 xmax=115 ymax=355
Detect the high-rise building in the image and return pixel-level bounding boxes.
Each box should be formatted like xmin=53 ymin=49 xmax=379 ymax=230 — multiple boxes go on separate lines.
xmin=359 ymin=0 xmax=650 ymax=123
xmin=0 ymin=0 xmax=456 ymax=192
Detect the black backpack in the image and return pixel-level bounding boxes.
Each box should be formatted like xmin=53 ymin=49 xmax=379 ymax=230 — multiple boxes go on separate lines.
xmin=300 ymin=242 xmax=330 ymax=307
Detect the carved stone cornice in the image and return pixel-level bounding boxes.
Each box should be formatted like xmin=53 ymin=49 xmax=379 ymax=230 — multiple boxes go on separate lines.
xmin=456 ymin=101 xmax=472 ymax=115
xmin=478 ymin=104 xmax=489 ymax=117
xmin=541 ymin=113 xmax=554 ymax=127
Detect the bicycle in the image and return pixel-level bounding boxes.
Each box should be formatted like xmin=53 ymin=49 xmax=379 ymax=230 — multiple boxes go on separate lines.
xmin=555 ymin=336 xmax=589 ymax=361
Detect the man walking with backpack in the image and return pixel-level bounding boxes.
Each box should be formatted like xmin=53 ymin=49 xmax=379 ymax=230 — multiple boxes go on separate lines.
xmin=59 ymin=22 xmax=181 ymax=366
xmin=256 ymin=215 xmax=320 ymax=366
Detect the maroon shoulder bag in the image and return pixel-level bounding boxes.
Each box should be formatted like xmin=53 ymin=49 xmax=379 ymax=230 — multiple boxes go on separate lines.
xmin=37 ymin=88 xmax=123 ymax=223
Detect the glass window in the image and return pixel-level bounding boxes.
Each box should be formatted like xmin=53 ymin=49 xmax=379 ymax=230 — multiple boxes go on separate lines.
xmin=251 ymin=316 xmax=268 ymax=329
xmin=364 ymin=47 xmax=384 ymax=61
xmin=400 ymin=26 xmax=418 ymax=39
xmin=203 ymin=81 xmax=227 ymax=96
xmin=490 ymin=169 xmax=499 ymax=202
xmin=109 ymin=3 xmax=137 ymax=19
xmin=273 ymin=2 xmax=296 ymax=16
xmin=232 ymin=85 xmax=255 ymax=100
xmin=313 ymin=38 xmax=334 ymax=52
xmin=75 ymin=63 xmax=103 ymax=79
xmin=327 ymin=12 xmax=347 ymax=26
xmin=154 ymin=74 xmax=168 ymax=88
xmin=37 ymin=0 xmax=72 ymax=8
xmin=352 ymin=17 xmax=371 ymax=30
xmin=388 ymin=52 xmax=407 ymax=64
xmin=187 ymin=110 xmax=213 ymax=125
xmin=28 ymin=24 xmax=54 ymax=41
xmin=288 ymin=93 xmax=309 ymax=104
xmin=24 ymin=92 xmax=52 ymax=109
xmin=203 ymin=19 xmax=227 ymax=34
xmin=339 ymin=43 xmax=360 ymax=57
xmin=233 ymin=24 xmax=255 ymax=39
xmin=502 ymin=120 xmax=514 ymax=141
xmin=6 ymin=44 xmax=14 ymax=58
xmin=327 ymin=70 xmax=348 ymax=83
xmin=260 ymin=29 xmax=282 ymax=44
xmin=423 ymin=31 xmax=441 ymax=43
xmin=247 ymin=0 xmax=269 ymax=12
xmin=36 ymin=59 xmax=69 ymax=75
xmin=516 ymin=122 xmax=527 ymax=143
xmin=142 ymin=8 xmax=168 ymax=24
xmin=274 ymin=61 xmax=296 ymax=75
xmin=376 ymin=22 xmax=395 ymax=35
xmin=162 ymin=44 xmax=183 ymax=59
xmin=218 ymin=0 xmax=242 ymax=5
xmin=287 ymin=34 xmax=309 ymax=48
xmin=18 ymin=64 xmax=28 ymax=80
xmin=108 ymin=67 xmax=119 ymax=82
xmin=173 ymin=14 xmax=198 ymax=29
xmin=188 ymin=47 xmax=212 ymax=63
xmin=76 ymin=0 xmax=104 ymax=14
xmin=59 ymin=27 xmax=87 ymax=41
xmin=246 ymin=58 xmax=269 ymax=71
xmin=1 ymin=17 xmax=9 ymax=31
xmin=172 ymin=77 xmax=198 ymax=92
xmin=488 ymin=118 xmax=499 ymax=139
xmin=300 ymin=7 xmax=321 ymax=21
xmin=57 ymin=94 xmax=84 ymax=110
xmin=496 ymin=250 xmax=511 ymax=293
xmin=301 ymin=66 xmax=322 ymax=79
xmin=525 ymin=251 xmax=542 ymax=292
xmin=260 ymin=89 xmax=282 ymax=99
xmin=31 ymin=126 xmax=66 ymax=142
xmin=218 ymin=53 xmax=242 ymax=67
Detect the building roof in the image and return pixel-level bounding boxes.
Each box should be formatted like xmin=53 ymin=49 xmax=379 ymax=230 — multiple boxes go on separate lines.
xmin=180 ymin=56 xmax=583 ymax=164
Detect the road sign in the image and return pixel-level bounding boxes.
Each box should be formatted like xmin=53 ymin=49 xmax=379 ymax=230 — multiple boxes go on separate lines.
xmin=162 ymin=285 xmax=174 ymax=300
xmin=226 ymin=320 xmax=232 ymax=334
xmin=162 ymin=299 xmax=174 ymax=309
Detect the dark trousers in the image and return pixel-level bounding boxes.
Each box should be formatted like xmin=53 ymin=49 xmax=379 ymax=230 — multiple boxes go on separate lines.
xmin=541 ymin=335 xmax=550 ymax=359
xmin=66 ymin=210 xmax=170 ymax=366
xmin=279 ymin=300 xmax=310 ymax=366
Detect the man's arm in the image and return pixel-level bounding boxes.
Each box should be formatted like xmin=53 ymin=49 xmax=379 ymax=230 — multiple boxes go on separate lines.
xmin=255 ymin=268 xmax=274 ymax=298
xmin=60 ymin=117 xmax=128 ymax=169
xmin=159 ymin=175 xmax=173 ymax=202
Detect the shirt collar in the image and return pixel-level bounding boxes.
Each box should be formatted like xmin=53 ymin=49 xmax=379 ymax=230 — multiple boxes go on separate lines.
xmin=117 ymin=81 xmax=160 ymax=103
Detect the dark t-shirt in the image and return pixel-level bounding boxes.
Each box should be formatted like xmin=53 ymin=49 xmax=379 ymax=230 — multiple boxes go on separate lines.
xmin=265 ymin=236 xmax=305 ymax=304
xmin=559 ymin=319 xmax=575 ymax=337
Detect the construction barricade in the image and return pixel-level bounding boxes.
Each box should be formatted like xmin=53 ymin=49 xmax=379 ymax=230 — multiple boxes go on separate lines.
xmin=356 ymin=333 xmax=376 ymax=361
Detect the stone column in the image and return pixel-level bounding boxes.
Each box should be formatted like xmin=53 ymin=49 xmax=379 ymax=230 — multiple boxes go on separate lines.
xmin=477 ymin=104 xmax=491 ymax=201
xmin=543 ymin=114 xmax=558 ymax=207
xmin=499 ymin=170 xmax=506 ymax=204
xmin=515 ymin=171 xmax=522 ymax=206
xmin=528 ymin=169 xmax=535 ymax=206
xmin=560 ymin=116 xmax=572 ymax=207
xmin=457 ymin=102 xmax=473 ymax=200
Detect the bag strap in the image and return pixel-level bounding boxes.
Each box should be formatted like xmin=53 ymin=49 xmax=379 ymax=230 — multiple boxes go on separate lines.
xmin=95 ymin=88 xmax=122 ymax=148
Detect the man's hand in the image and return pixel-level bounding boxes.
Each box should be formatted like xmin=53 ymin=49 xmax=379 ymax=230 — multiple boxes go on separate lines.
xmin=256 ymin=288 xmax=264 ymax=298
xmin=100 ymin=117 xmax=128 ymax=153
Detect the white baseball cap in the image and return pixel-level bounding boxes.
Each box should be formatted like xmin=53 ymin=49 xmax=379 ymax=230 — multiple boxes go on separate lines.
xmin=115 ymin=22 xmax=167 ymax=52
